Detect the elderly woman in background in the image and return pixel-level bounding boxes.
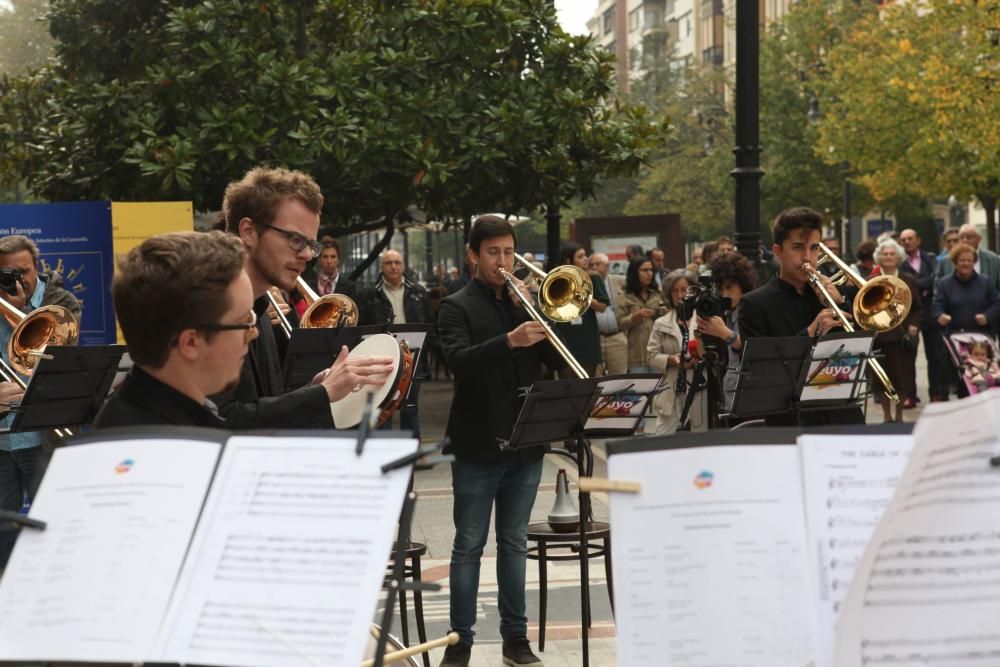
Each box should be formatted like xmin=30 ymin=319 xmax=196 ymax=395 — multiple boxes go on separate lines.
xmin=870 ymin=238 xmax=922 ymax=423
xmin=933 ymin=242 xmax=1000 ymax=335
xmin=616 ymin=256 xmax=667 ymax=373
xmin=647 ymin=269 xmax=706 ymax=434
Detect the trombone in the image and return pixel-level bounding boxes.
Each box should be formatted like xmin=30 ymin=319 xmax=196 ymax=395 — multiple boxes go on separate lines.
xmin=0 ymin=296 xmax=80 ymax=438
xmin=499 ymin=253 xmax=593 ymax=379
xmin=266 ymin=277 xmax=360 ymax=339
xmin=802 ymin=242 xmax=913 ymax=403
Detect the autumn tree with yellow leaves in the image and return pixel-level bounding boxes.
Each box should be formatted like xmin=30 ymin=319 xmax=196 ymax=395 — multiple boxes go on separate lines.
xmin=816 ymin=0 xmax=1000 ymax=250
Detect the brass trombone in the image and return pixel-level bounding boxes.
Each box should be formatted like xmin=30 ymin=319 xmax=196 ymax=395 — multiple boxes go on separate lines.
xmin=266 ymin=277 xmax=360 ymax=339
xmin=0 ymin=296 xmax=80 ymax=438
xmin=499 ymin=253 xmax=593 ymax=379
xmin=803 ymin=242 xmax=913 ymax=403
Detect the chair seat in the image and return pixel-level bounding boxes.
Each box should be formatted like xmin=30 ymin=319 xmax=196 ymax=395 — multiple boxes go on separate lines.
xmin=389 ymin=541 xmax=428 ymax=560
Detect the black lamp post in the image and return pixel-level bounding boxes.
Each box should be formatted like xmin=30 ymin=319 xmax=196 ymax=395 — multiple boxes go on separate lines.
xmin=731 ymin=0 xmax=764 ymax=270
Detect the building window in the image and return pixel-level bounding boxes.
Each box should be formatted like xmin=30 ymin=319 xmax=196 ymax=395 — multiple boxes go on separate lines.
xmin=604 ymin=8 xmax=614 ymax=35
xmin=629 ymin=8 xmax=640 ymax=32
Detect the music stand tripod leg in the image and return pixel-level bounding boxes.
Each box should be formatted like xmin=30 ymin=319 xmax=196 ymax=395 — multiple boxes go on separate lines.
xmin=574 ymin=429 xmax=592 ymax=667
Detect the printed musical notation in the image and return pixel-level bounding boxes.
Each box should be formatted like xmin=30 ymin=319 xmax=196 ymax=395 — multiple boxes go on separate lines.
xmin=834 ymin=390 xmax=1000 ymax=667
xmin=158 ymin=436 xmax=416 ymax=667
xmin=799 ymin=434 xmax=914 ymax=667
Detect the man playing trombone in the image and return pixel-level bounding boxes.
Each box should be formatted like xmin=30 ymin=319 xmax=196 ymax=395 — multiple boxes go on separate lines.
xmin=739 ymin=207 xmax=864 ymax=425
xmin=437 ymin=216 xmax=563 ymax=667
xmin=0 ymin=235 xmax=81 ymax=566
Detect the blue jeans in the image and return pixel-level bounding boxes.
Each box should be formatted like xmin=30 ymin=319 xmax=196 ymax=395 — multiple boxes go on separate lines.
xmin=449 ymin=458 xmax=543 ymax=645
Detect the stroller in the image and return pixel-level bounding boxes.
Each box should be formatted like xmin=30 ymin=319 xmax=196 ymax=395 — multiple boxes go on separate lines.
xmin=941 ymin=330 xmax=1000 ymax=397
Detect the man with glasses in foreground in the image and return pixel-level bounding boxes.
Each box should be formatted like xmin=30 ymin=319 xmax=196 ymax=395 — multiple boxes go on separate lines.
xmin=95 ymin=232 xmax=259 ymax=427
xmin=216 ymin=167 xmax=395 ymax=428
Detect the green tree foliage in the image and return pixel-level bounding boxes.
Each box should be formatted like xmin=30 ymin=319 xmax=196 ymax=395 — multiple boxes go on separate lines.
xmin=7 ymin=0 xmax=661 ymax=231
xmin=817 ymin=0 xmax=1000 ymax=250
xmin=0 ymin=0 xmax=55 ymax=77
xmin=758 ymin=1 xmax=875 ymax=230
xmin=623 ymin=67 xmax=734 ymax=241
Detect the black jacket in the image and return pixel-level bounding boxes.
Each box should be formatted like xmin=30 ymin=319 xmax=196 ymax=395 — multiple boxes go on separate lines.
xmin=739 ymin=276 xmax=826 ymax=339
xmin=93 ymin=366 xmax=225 ymax=428
xmin=438 ymin=279 xmax=563 ymax=465
xmin=932 ymin=271 xmax=1000 ymax=334
xmin=900 ymin=250 xmax=936 ymax=323
xmin=358 ymin=276 xmax=433 ymax=328
xmin=211 ymin=295 xmax=334 ymax=429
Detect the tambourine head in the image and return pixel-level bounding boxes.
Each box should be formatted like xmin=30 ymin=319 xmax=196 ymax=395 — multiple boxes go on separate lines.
xmin=330 ymin=334 xmax=403 ymax=429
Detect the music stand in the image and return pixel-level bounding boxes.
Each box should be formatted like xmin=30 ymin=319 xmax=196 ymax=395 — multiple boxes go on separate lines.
xmin=504 ymin=373 xmax=662 ymax=667
xmin=282 ymin=324 xmax=430 ymax=395
xmin=730 ymin=336 xmax=814 ymax=425
xmin=7 ymin=345 xmax=126 ymax=433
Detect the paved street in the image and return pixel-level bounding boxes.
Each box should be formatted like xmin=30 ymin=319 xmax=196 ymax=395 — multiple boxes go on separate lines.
xmin=384 ymin=350 xmax=933 ymax=666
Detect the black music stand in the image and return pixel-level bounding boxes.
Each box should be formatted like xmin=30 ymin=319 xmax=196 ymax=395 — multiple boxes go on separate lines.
xmin=282 ymin=324 xmax=430 ymax=394
xmin=504 ymin=374 xmax=662 ymax=667
xmin=6 ymin=345 xmax=126 ymax=433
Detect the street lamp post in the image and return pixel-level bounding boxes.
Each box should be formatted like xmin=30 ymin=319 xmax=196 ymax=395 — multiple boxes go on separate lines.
xmin=843 ymin=164 xmax=853 ymax=260
xmin=731 ymin=0 xmax=764 ymax=271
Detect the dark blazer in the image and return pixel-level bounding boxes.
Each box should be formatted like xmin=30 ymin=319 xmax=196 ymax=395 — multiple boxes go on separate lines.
xmin=357 ymin=276 xmax=433 ymax=328
xmin=932 ymin=271 xmax=1000 ymax=334
xmin=900 ymin=249 xmax=936 ymax=323
xmin=438 ymin=279 xmax=563 ymax=465
xmin=93 ymin=366 xmax=225 ymax=428
xmin=739 ymin=276 xmax=825 ymax=339
xmin=212 ymin=295 xmax=334 ymax=430
xmin=936 ymin=247 xmax=1000 ymax=290
xmin=305 ymin=271 xmax=359 ymax=303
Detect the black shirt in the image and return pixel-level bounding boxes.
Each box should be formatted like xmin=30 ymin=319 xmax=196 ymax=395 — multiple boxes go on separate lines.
xmin=93 ymin=366 xmax=225 ymax=429
xmin=211 ymin=295 xmax=334 ymax=430
xmin=739 ymin=275 xmax=824 ymax=339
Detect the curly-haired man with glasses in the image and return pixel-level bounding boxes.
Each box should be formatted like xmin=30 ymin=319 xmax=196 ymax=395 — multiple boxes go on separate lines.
xmin=215 ymin=167 xmax=394 ymax=429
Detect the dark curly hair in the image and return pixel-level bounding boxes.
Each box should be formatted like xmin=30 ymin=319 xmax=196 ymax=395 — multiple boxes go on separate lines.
xmin=708 ymin=251 xmax=757 ymax=293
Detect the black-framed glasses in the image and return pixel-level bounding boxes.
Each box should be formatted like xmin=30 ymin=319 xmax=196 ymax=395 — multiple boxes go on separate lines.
xmin=262 ymin=224 xmax=322 ymax=258
xmin=196 ymin=310 xmax=258 ymax=344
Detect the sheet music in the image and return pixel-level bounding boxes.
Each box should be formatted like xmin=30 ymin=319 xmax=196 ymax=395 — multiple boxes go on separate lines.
xmin=609 ymin=444 xmax=814 ymax=667
xmin=835 ymin=391 xmax=1000 ymax=667
xmin=0 ymin=438 xmax=221 ymax=663
xmin=799 ymin=334 xmax=873 ymax=402
xmin=583 ymin=376 xmax=662 ymax=431
xmin=799 ymin=433 xmax=913 ymax=667
xmin=158 ymin=435 xmax=417 ymax=667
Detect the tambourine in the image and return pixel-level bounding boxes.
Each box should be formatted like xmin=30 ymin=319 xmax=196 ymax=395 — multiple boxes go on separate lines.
xmin=330 ymin=333 xmax=414 ymax=429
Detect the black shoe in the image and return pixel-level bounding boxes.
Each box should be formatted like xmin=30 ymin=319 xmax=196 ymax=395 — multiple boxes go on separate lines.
xmin=439 ymin=642 xmax=471 ymax=667
xmin=502 ymin=636 xmax=543 ymax=666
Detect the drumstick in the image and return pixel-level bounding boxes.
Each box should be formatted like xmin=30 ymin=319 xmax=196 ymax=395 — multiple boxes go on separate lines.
xmin=360 ymin=632 xmax=459 ymax=667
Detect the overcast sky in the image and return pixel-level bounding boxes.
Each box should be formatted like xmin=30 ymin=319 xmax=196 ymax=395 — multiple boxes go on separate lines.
xmin=554 ymin=0 xmax=597 ymax=36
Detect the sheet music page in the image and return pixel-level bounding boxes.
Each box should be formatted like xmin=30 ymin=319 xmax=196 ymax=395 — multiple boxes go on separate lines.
xmin=608 ymin=444 xmax=815 ymax=667
xmin=158 ymin=435 xmax=417 ymax=667
xmin=799 ymin=433 xmax=914 ymax=667
xmin=835 ymin=391 xmax=1000 ymax=667
xmin=0 ymin=437 xmax=221 ymax=663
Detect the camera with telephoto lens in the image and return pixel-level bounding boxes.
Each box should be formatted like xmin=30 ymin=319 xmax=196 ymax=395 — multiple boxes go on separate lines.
xmin=0 ymin=268 xmax=24 ymax=296
xmin=676 ymin=273 xmax=730 ymax=322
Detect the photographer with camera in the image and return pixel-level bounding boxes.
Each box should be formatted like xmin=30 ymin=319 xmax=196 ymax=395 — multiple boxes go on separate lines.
xmin=0 ymin=235 xmax=82 ymax=567
xmin=647 ymin=269 xmax=706 ymax=434
xmin=694 ymin=252 xmax=757 ymax=412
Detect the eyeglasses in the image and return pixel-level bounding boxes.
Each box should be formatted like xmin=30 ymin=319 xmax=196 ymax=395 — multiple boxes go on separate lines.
xmin=263 ymin=224 xmax=323 ymax=258
xmin=197 ymin=310 xmax=258 ymax=344
xmin=639 ymin=268 xmax=655 ymax=273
